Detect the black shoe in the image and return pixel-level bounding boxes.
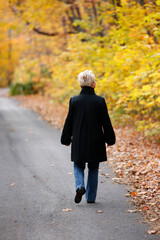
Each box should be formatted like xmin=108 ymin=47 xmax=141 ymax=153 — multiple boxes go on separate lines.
xmin=74 ymin=187 xmax=86 ymax=204
xmin=87 ymin=201 xmax=95 ymax=203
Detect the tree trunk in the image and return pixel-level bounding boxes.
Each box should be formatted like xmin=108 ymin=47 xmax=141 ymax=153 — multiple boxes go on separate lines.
xmin=7 ymin=29 xmax=12 ymax=85
xmin=91 ymin=0 xmax=98 ymax=23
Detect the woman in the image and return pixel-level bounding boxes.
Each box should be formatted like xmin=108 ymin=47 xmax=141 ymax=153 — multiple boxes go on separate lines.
xmin=61 ymin=70 xmax=116 ymax=204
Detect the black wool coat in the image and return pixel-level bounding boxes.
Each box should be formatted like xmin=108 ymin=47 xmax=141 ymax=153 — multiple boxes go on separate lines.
xmin=61 ymin=86 xmax=116 ymax=167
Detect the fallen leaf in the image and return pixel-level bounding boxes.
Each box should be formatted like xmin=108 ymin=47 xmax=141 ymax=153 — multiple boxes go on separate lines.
xmin=150 ymin=218 xmax=158 ymax=222
xmin=142 ymin=206 xmax=149 ymax=211
xmin=105 ymin=173 xmax=110 ymax=177
xmin=101 ymin=173 xmax=105 ymax=176
xmin=112 ymin=177 xmax=121 ymax=181
xmin=125 ymin=193 xmax=130 ymax=197
xmin=148 ymin=229 xmax=157 ymax=234
xmin=127 ymin=209 xmax=141 ymax=213
xmin=96 ymin=210 xmax=103 ymax=213
xmin=10 ymin=182 xmax=16 ymax=186
xmin=149 ymin=202 xmax=156 ymax=206
xmin=138 ymin=191 xmax=147 ymax=195
xmin=116 ymin=146 xmax=121 ymax=151
xmin=62 ymin=208 xmax=72 ymax=212
xmin=131 ymin=191 xmax=138 ymax=196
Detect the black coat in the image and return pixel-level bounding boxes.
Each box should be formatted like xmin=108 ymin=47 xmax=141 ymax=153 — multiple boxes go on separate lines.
xmin=61 ymin=87 xmax=116 ymax=166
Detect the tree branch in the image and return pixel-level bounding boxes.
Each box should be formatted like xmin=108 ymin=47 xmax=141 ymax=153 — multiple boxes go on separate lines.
xmin=9 ymin=3 xmax=76 ymax=37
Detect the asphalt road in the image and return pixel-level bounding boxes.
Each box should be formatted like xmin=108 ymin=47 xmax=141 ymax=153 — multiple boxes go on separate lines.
xmin=0 ymin=90 xmax=159 ymax=240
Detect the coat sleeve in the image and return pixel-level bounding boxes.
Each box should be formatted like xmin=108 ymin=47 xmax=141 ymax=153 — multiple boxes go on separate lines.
xmin=60 ymin=98 xmax=73 ymax=145
xmin=101 ymin=98 xmax=116 ymax=145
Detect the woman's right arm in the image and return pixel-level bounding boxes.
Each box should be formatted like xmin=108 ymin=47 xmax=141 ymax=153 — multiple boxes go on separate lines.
xmin=60 ymin=98 xmax=73 ymax=145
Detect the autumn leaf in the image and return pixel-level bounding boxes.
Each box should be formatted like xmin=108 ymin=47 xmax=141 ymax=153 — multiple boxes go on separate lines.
xmin=131 ymin=191 xmax=138 ymax=196
xmin=142 ymin=206 xmax=149 ymax=211
xmin=148 ymin=230 xmax=157 ymax=234
xmin=111 ymin=177 xmax=121 ymax=181
xmin=150 ymin=218 xmax=158 ymax=222
xmin=62 ymin=208 xmax=72 ymax=212
xmin=96 ymin=210 xmax=103 ymax=213
xmin=116 ymin=146 xmax=121 ymax=152
xmin=127 ymin=209 xmax=141 ymax=213
xmin=10 ymin=182 xmax=16 ymax=186
xmin=101 ymin=173 xmax=105 ymax=176
xmin=125 ymin=193 xmax=130 ymax=197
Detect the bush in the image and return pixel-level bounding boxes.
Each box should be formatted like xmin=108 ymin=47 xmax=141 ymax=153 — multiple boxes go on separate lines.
xmin=9 ymin=82 xmax=38 ymax=96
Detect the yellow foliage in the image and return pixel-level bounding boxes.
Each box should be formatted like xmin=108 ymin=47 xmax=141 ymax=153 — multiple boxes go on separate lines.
xmin=0 ymin=0 xmax=160 ymax=138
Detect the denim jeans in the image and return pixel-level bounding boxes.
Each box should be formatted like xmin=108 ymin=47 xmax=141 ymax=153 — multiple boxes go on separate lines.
xmin=73 ymin=163 xmax=99 ymax=202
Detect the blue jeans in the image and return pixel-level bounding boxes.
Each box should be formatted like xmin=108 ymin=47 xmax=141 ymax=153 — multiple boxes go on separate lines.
xmin=73 ymin=163 xmax=99 ymax=202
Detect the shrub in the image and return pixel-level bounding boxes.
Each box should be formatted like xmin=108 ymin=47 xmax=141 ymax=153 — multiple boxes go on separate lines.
xmin=9 ymin=82 xmax=38 ymax=96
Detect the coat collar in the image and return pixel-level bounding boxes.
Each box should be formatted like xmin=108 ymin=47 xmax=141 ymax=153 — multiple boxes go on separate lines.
xmin=80 ymin=86 xmax=95 ymax=95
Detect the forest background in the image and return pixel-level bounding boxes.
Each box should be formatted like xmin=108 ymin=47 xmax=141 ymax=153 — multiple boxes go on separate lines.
xmin=0 ymin=0 xmax=160 ymax=140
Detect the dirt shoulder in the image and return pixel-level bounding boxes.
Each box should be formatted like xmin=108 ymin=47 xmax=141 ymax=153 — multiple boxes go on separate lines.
xmin=10 ymin=94 xmax=160 ymax=235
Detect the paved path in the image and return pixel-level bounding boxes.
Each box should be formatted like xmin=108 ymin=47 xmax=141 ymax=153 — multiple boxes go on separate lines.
xmin=0 ymin=90 xmax=159 ymax=240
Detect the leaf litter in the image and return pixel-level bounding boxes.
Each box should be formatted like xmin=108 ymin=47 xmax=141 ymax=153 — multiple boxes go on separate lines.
xmin=107 ymin=127 xmax=160 ymax=235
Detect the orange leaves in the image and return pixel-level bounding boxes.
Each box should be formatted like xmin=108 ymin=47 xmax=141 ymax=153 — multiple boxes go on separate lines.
xmin=142 ymin=206 xmax=149 ymax=211
xmin=131 ymin=191 xmax=138 ymax=197
xmin=116 ymin=146 xmax=121 ymax=152
xmin=108 ymin=127 xmax=160 ymax=234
